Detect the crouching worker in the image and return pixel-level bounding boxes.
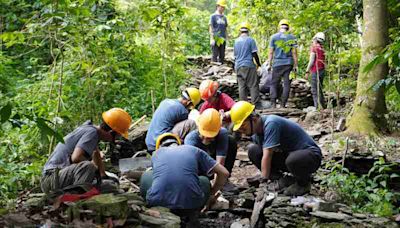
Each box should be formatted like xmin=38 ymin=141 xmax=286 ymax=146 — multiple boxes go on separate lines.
xmin=41 ymin=108 xmax=132 ymax=193
xmin=230 ymin=101 xmax=321 ymax=196
xmin=185 ymin=108 xmax=238 ymax=192
xmin=145 ymin=88 xmax=201 ymax=153
xmin=140 ymin=133 xmax=229 ymax=226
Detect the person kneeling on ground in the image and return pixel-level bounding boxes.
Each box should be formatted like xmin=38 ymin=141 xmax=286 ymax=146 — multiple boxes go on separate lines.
xmin=140 ymin=133 xmax=229 ymax=226
xmin=145 ymin=87 xmax=201 ymax=153
xmin=230 ymin=101 xmax=322 ymax=196
xmin=185 ymin=108 xmax=238 ymax=192
xmin=41 ymin=108 xmax=132 ymax=193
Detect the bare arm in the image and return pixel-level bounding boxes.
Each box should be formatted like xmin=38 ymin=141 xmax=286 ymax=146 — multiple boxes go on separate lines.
xmin=306 ymin=52 xmax=316 ymax=73
xmin=210 ymin=163 xmax=229 ymax=196
xmin=293 ymin=48 xmax=298 ymax=67
xmin=261 ymin=148 xmax=274 ymax=179
xmin=92 ymin=148 xmax=106 ymax=176
xmin=268 ymin=48 xmax=274 ymax=65
xmin=216 ymin=156 xmax=226 ymax=167
xmin=71 ymin=147 xmax=88 ymax=163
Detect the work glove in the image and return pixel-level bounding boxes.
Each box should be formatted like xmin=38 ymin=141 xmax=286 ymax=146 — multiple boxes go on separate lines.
xmin=210 ymin=38 xmax=216 ymax=46
xmin=293 ymin=65 xmax=299 ymax=73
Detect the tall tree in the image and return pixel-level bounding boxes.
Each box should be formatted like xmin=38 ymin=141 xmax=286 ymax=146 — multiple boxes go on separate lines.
xmin=347 ymin=0 xmax=389 ymax=135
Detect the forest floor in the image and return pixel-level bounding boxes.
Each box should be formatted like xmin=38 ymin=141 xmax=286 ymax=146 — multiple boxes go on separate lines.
xmin=1 ymin=53 xmax=400 ymax=227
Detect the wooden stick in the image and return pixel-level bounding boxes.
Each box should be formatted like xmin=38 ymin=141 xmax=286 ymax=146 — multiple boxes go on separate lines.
xmin=342 ymin=137 xmax=349 ymax=172
xmin=151 ymin=90 xmax=155 ymax=114
xmin=129 ymin=115 xmax=147 ymax=130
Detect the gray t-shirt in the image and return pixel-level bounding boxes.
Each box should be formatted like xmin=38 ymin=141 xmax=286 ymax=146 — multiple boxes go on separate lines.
xmin=42 ymin=121 xmax=99 ymax=173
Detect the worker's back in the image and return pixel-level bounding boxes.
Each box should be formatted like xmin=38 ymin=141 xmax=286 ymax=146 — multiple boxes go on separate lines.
xmin=234 ymin=34 xmax=257 ymax=71
xmin=146 ymin=145 xmax=216 ymax=209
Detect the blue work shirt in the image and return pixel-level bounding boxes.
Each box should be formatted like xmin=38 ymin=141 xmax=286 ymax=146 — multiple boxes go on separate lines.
xmin=269 ymin=32 xmax=297 ymax=68
xmin=209 ymin=12 xmax=228 ymax=38
xmin=253 ymin=115 xmax=321 ymax=157
xmin=146 ymin=145 xmax=217 ymax=209
xmin=184 ymin=128 xmax=229 ymax=157
xmin=234 ymin=34 xmax=258 ymax=71
xmin=145 ymin=99 xmax=188 ymax=151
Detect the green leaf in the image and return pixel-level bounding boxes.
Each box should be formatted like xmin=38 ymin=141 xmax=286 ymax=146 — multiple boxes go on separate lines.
xmin=390 ymin=173 xmax=400 ymax=179
xmin=36 ymin=118 xmax=64 ymax=144
xmin=0 ymin=104 xmax=12 ymax=123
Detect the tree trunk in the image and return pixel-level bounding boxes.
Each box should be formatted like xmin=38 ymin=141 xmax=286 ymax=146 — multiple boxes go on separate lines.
xmin=346 ymin=0 xmax=389 ymax=135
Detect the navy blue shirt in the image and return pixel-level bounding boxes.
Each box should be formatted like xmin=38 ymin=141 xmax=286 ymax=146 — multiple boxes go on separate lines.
xmin=146 ymin=145 xmax=217 ymax=209
xmin=269 ymin=32 xmax=297 ymax=67
xmin=234 ymin=34 xmax=258 ymax=71
xmin=184 ymin=128 xmax=229 ymax=157
xmin=253 ymin=115 xmax=321 ymax=157
xmin=209 ymin=12 xmax=228 ymax=38
xmin=145 ymin=99 xmax=188 ymax=151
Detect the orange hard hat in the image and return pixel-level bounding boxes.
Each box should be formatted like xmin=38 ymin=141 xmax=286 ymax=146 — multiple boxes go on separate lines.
xmin=199 ymin=80 xmax=219 ymax=101
xmin=197 ymin=108 xmax=221 ymax=138
xmin=102 ymin=108 xmax=132 ymax=139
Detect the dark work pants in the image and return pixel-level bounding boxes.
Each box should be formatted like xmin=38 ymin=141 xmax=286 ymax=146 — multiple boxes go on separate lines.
xmin=208 ymin=135 xmax=238 ymax=175
xmin=271 ymin=64 xmax=293 ymax=106
xmin=40 ymin=161 xmax=97 ymax=193
xmin=212 ymin=42 xmax=226 ymax=63
xmin=247 ymin=144 xmax=321 ymax=185
xmin=237 ymin=66 xmax=260 ymax=105
xmin=311 ymin=70 xmax=326 ymax=108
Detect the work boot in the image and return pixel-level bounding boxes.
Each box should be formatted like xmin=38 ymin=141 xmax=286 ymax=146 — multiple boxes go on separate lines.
xmin=222 ymin=181 xmax=239 ymax=194
xmin=283 ymin=182 xmax=311 ymax=196
xmin=271 ymin=100 xmax=277 ymax=109
xmin=246 ymin=173 xmax=282 ymax=187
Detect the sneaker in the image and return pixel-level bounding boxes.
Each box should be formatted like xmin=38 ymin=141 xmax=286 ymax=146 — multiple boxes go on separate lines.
xmin=283 ymin=182 xmax=311 ymax=196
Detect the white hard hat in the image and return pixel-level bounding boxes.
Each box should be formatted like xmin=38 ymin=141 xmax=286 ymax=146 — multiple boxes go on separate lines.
xmin=313 ymin=32 xmax=325 ymax=42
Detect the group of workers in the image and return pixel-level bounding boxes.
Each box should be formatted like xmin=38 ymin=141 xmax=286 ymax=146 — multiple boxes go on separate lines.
xmin=210 ymin=0 xmax=326 ymax=109
xmin=40 ymin=0 xmax=326 ymax=226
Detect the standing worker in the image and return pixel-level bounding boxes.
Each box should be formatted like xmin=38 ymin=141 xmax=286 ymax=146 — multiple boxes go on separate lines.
xmin=230 ymin=101 xmax=321 ymax=196
xmin=209 ymin=0 xmax=228 ymax=64
xmin=266 ymin=19 xmax=298 ymax=108
xmin=145 ymin=88 xmax=201 ymax=153
xmin=305 ymin=32 xmax=326 ymax=109
xmin=41 ymin=108 xmax=132 ymax=193
xmin=185 ymin=108 xmax=238 ymax=191
xmin=141 ymin=133 xmax=229 ymax=226
xmin=234 ymin=22 xmax=262 ymax=108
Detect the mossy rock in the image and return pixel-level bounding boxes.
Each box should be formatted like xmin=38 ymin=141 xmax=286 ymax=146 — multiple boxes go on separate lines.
xmin=82 ymin=194 xmax=128 ymax=219
xmin=138 ymin=207 xmax=180 ymax=228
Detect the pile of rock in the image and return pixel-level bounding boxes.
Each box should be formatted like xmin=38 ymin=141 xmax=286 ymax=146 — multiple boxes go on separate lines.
xmin=6 ymin=191 xmax=182 ymax=227
xmin=186 ymin=57 xmax=315 ymax=109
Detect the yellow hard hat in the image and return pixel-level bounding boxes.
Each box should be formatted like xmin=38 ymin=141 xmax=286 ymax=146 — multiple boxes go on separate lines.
xmin=231 ymin=101 xmax=255 ymax=131
xmin=155 ymin=133 xmax=181 ymax=150
xmin=216 ymin=0 xmax=227 ymax=8
xmin=185 ymin=88 xmax=201 ymax=108
xmin=197 ymin=108 xmax=221 ymax=138
xmin=239 ymin=22 xmax=251 ymax=31
xmin=102 ymin=108 xmax=132 ymax=139
xmin=278 ymin=19 xmax=290 ymax=28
